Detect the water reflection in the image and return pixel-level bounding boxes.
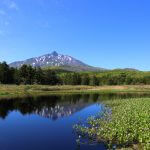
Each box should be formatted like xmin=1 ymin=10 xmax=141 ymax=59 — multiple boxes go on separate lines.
xmin=0 ymin=93 xmax=150 ymax=150
xmin=0 ymin=95 xmax=95 ymax=120
xmin=0 ymin=92 xmax=149 ymax=120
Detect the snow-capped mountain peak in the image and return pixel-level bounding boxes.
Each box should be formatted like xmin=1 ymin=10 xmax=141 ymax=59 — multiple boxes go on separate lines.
xmin=9 ymin=51 xmax=87 ymax=68
xmin=9 ymin=51 xmax=105 ymax=71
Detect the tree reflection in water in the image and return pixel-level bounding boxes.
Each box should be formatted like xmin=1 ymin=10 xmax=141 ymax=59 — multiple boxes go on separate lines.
xmin=0 ymin=92 xmax=150 ymax=120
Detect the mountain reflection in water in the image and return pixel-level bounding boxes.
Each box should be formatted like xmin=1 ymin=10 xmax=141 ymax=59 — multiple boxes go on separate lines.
xmin=0 ymin=93 xmax=150 ymax=150
xmin=0 ymin=92 xmax=149 ymax=120
xmin=0 ymin=94 xmax=99 ymax=120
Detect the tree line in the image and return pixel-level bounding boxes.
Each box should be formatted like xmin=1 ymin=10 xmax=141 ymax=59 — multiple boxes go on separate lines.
xmin=0 ymin=62 xmax=59 ymax=85
xmin=1 ymin=61 xmax=150 ymax=85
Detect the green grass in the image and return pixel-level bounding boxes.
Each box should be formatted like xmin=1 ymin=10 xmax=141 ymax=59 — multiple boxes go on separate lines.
xmin=1 ymin=84 xmax=150 ymax=100
xmin=0 ymin=85 xmax=94 ymax=100
xmin=74 ymin=98 xmax=150 ymax=149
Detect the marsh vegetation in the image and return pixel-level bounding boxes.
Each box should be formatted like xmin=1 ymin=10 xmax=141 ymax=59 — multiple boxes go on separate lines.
xmin=74 ymin=98 xmax=150 ymax=149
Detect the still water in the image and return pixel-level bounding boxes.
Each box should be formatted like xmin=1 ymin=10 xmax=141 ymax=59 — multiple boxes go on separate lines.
xmin=0 ymin=93 xmax=149 ymax=150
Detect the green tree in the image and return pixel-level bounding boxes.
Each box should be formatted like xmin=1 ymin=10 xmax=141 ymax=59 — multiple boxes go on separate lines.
xmin=89 ymin=75 xmax=99 ymax=86
xmin=35 ymin=67 xmax=44 ymax=84
xmin=19 ymin=65 xmax=36 ymax=84
xmin=0 ymin=62 xmax=11 ymax=84
xmin=81 ymin=74 xmax=89 ymax=85
xmin=26 ymin=65 xmax=36 ymax=84
xmin=44 ymin=70 xmax=59 ymax=85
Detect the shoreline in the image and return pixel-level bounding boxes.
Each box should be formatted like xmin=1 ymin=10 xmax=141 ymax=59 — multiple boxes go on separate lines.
xmin=1 ymin=84 xmax=150 ymax=100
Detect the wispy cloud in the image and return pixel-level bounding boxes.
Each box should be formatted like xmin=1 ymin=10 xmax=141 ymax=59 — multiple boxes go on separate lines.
xmin=0 ymin=18 xmax=10 ymax=27
xmin=2 ymin=0 xmax=19 ymax=11
xmin=8 ymin=1 xmax=18 ymax=10
xmin=0 ymin=0 xmax=18 ymax=36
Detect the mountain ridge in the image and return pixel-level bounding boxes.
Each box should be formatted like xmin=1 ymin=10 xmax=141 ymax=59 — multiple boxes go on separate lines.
xmin=9 ymin=51 xmax=105 ymax=72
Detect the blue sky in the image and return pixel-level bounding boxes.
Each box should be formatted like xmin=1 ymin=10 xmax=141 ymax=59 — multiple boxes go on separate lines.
xmin=0 ymin=0 xmax=150 ymax=70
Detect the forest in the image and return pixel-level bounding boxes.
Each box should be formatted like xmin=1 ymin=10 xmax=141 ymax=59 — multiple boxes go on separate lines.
xmin=1 ymin=61 xmax=150 ymax=86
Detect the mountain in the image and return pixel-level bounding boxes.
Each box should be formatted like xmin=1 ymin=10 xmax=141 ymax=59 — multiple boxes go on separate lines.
xmin=9 ymin=51 xmax=105 ymax=72
xmin=34 ymin=101 xmax=92 ymax=121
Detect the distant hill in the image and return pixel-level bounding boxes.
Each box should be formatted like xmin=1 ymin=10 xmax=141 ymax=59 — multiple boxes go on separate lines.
xmin=9 ymin=51 xmax=106 ymax=72
xmin=114 ymin=68 xmax=139 ymax=72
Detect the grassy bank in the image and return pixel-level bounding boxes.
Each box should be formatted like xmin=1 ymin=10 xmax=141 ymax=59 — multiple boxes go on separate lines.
xmin=1 ymin=84 xmax=150 ymax=100
xmin=74 ymin=98 xmax=150 ymax=149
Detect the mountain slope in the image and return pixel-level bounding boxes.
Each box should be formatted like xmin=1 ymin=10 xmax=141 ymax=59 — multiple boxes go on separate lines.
xmin=9 ymin=51 xmax=105 ymax=72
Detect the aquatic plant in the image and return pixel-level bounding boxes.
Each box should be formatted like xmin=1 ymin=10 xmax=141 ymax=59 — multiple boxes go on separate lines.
xmin=74 ymin=98 xmax=150 ymax=149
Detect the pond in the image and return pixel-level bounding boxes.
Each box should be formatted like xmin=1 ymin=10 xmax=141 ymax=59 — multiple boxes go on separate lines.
xmin=0 ymin=93 xmax=150 ymax=150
